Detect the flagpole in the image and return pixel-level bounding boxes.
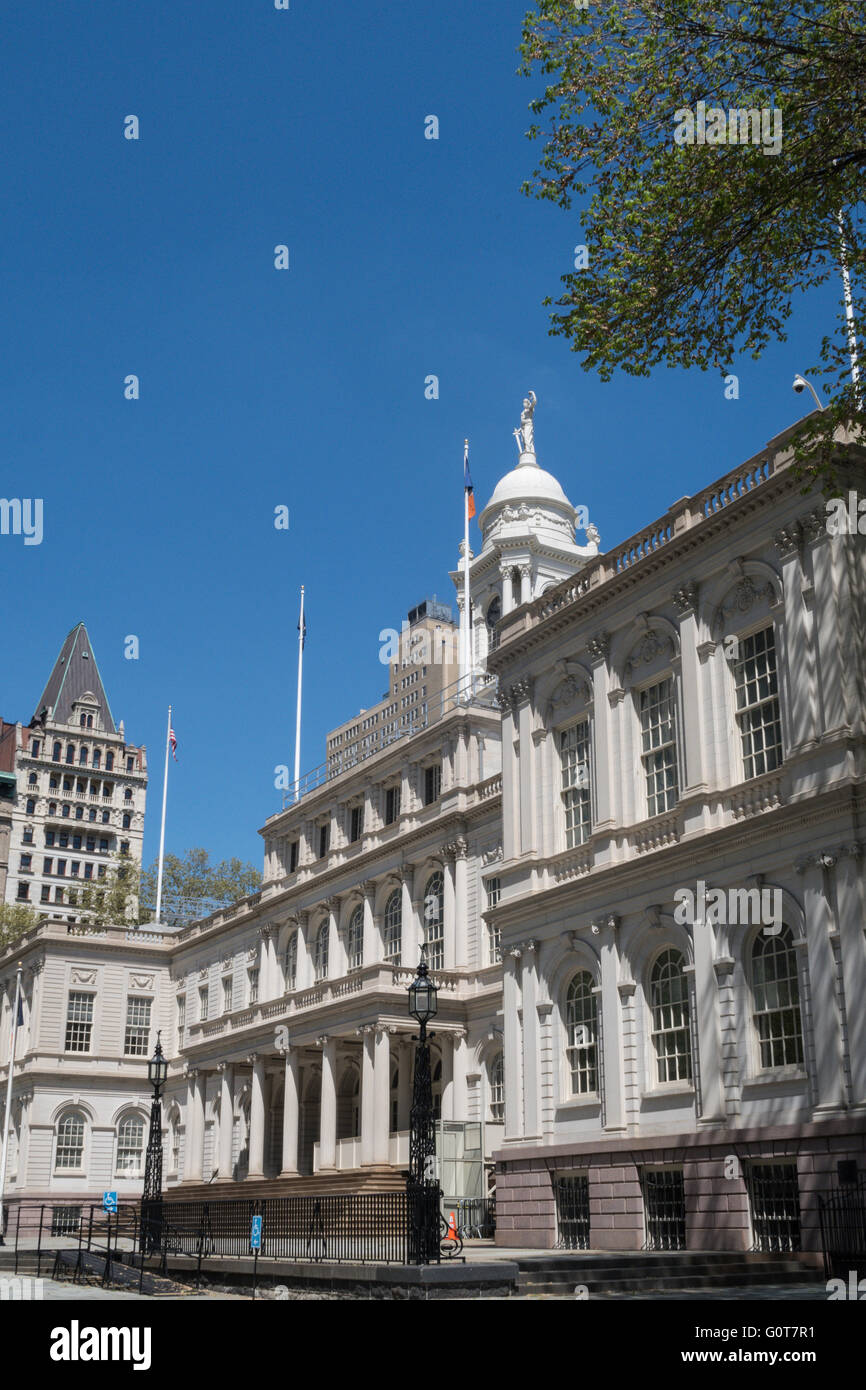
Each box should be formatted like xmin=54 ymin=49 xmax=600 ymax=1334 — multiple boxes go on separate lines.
xmin=154 ymin=705 xmax=171 ymax=924
xmin=837 ymin=211 xmax=862 ymax=406
xmin=0 ymin=963 xmax=23 ymax=1245
xmin=463 ymin=439 xmax=472 ymax=702
xmin=294 ymin=586 xmax=305 ymax=801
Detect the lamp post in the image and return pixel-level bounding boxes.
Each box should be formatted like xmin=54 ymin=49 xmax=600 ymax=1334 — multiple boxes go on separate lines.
xmin=406 ymin=946 xmax=440 ymax=1264
xmin=141 ymin=1032 xmax=168 ymax=1256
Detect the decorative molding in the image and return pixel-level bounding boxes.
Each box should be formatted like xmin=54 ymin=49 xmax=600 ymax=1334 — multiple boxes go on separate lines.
xmin=626 ymin=628 xmax=674 ymax=677
xmin=800 ymin=506 xmax=826 ymax=543
xmin=587 ymin=631 xmax=610 ymax=663
xmin=772 ymin=523 xmax=801 ymax=558
xmin=482 ymin=845 xmax=503 ymax=865
xmin=672 ymin=581 xmax=699 ymax=614
xmin=71 ymin=968 xmax=97 ymax=985
xmin=129 ymin=973 xmax=154 ymax=990
xmin=590 ymin=913 xmax=619 ymax=935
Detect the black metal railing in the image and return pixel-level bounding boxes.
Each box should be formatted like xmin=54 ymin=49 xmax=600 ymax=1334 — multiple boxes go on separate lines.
xmin=554 ymin=1175 xmax=590 ymax=1250
xmin=456 ymin=1196 xmax=496 ymax=1240
xmin=9 ymin=1201 xmax=141 ymax=1280
xmin=156 ymin=1192 xmax=436 ymax=1266
xmin=819 ymin=1175 xmax=866 ymax=1281
xmin=641 ymin=1168 xmax=686 ymax=1251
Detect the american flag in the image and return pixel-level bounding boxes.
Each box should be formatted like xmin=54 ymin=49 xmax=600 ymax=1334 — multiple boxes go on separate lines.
xmin=169 ymin=725 xmax=178 ymax=761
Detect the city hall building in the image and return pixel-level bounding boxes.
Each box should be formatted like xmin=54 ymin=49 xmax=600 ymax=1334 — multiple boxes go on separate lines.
xmin=1 ymin=402 xmax=864 ymax=1258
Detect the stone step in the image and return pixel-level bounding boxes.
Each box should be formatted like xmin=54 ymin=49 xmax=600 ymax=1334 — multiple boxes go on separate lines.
xmin=165 ymin=1166 xmax=407 ymax=1204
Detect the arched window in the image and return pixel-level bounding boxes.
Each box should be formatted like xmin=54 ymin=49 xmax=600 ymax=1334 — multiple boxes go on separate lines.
xmin=168 ymin=1110 xmax=180 ymax=1172
xmin=52 ymin=741 xmax=61 ymax=762
xmin=347 ymin=905 xmax=364 ymax=972
xmin=752 ymin=927 xmax=804 ymax=1069
xmin=92 ymin=749 xmax=101 ymax=769
xmin=55 ymin=1111 xmax=86 ymax=1170
xmin=565 ymin=971 xmax=598 ymax=1095
xmin=116 ymin=1114 xmax=145 ymax=1176
xmin=80 ymin=714 xmax=86 ymax=728
xmin=122 ymin=813 xmax=131 ymax=829
xmin=313 ymin=922 xmax=329 ymax=982
xmin=383 ymin=890 xmax=402 ymax=963
xmin=486 ymin=595 xmax=502 ymax=653
xmin=423 ymin=872 xmax=444 ymax=970
xmin=649 ymin=949 xmax=692 ymax=1083
xmin=25 ymin=798 xmax=35 ymax=816
xmin=86 ymin=715 xmax=93 ymax=729
xmin=284 ymin=933 xmax=297 ymax=990
xmin=79 ymin=747 xmax=88 ymax=766
xmin=489 ymin=1052 xmax=504 ymax=1121
xmin=28 ymin=772 xmax=37 ymax=786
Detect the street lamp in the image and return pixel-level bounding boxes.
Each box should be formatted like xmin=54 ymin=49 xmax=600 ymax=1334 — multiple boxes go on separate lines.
xmin=406 ymin=946 xmax=440 ymax=1263
xmin=141 ymin=1032 xmax=168 ymax=1256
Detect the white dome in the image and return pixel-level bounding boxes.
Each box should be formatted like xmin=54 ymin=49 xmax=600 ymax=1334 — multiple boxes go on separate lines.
xmin=483 ymin=458 xmax=574 ymax=515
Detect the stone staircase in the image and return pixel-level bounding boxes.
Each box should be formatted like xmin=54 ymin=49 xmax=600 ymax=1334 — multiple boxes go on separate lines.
xmin=512 ymin=1250 xmax=825 ymax=1297
xmin=165 ymin=1165 xmax=406 ymax=1204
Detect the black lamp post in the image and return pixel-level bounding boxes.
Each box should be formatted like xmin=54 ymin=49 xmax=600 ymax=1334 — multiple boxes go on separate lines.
xmin=141 ymin=1032 xmax=168 ymax=1256
xmin=406 ymin=946 xmax=440 ymax=1263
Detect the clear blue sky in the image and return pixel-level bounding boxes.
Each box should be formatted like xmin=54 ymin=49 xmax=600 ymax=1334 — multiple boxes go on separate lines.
xmin=0 ymin=1 xmax=831 ymax=877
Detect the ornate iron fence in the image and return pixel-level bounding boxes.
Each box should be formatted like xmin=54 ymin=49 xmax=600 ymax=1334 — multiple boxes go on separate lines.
xmin=819 ymin=1175 xmax=866 ymax=1281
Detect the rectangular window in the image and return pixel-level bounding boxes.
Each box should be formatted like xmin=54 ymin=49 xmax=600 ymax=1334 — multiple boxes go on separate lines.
xmin=733 ymin=626 xmax=783 ymax=779
xmin=177 ymin=995 xmax=186 ymax=1043
xmin=45 ymin=831 xmax=55 ymax=847
xmin=70 ymin=862 xmax=80 ymax=877
xmin=288 ymin=839 xmax=299 ymax=873
xmin=84 ymin=863 xmax=93 ymax=880
xmin=560 ymin=722 xmax=592 ymax=848
xmin=40 ymin=885 xmax=50 ymax=903
xmin=641 ymin=1168 xmax=686 ymax=1251
xmin=199 ymin=986 xmax=209 ymax=1022
xmin=16 ymin=883 xmax=29 ymax=901
xmin=123 ymin=996 xmax=151 ymax=1056
xmin=51 ymin=1206 xmax=81 ymax=1235
xmin=19 ymin=854 xmax=32 ymax=871
xmin=65 ymin=993 xmax=94 ymax=1052
xmin=22 ymin=827 xmax=33 ymax=845
xmin=31 ymin=740 xmax=40 ymax=757
xmin=746 ymin=1162 xmax=801 ymax=1253
xmin=72 ymin=834 xmax=82 ymax=850
xmin=384 ymin=786 xmax=399 ymax=825
xmin=349 ymin=805 xmax=363 ymax=843
xmin=58 ymin=833 xmax=68 ymax=848
xmin=248 ymin=968 xmax=259 ymax=1005
xmin=57 ymin=859 xmax=66 ymax=876
xmin=640 ymin=678 xmax=679 ymax=816
xmin=424 ymin=763 xmax=441 ymax=805
xmin=222 ymin=977 xmax=233 ymax=1014
xmin=486 ymin=878 xmax=501 ymax=963
xmin=555 ymin=1175 xmax=590 ymax=1251
xmin=318 ymin=823 xmax=329 ymax=859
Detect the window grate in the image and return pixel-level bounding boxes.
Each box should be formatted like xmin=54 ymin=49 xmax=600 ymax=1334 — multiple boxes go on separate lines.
xmin=642 ymin=1168 xmax=686 ymax=1251
xmin=51 ymin=1206 xmax=82 ymax=1236
xmin=555 ymin=1175 xmax=591 ymax=1250
xmin=747 ymin=1162 xmax=801 ymax=1253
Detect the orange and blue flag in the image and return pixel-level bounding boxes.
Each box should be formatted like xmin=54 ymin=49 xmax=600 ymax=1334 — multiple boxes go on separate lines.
xmin=464 ymin=442 xmax=476 ymax=520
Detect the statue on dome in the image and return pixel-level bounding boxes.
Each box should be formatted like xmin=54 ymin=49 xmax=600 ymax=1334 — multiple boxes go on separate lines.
xmin=514 ymin=390 xmax=538 ymax=456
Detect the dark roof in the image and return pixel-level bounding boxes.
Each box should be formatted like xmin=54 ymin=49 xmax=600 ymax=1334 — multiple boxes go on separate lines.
xmin=33 ymin=623 xmax=116 ymax=733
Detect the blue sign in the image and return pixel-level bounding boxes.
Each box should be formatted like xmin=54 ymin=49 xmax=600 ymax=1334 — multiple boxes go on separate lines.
xmin=103 ymin=1191 xmax=117 ymax=1213
xmin=250 ymin=1215 xmax=263 ymax=1251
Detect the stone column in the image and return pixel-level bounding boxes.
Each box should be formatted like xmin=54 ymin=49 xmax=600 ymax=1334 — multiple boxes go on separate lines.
xmin=372 ymin=1026 xmax=391 ymax=1164
xmin=499 ymin=563 xmax=514 ymax=616
xmin=835 ymin=844 xmax=866 ymax=1106
xmin=440 ymin=1033 xmax=455 ymax=1121
xmin=318 ymin=1035 xmax=338 ymax=1169
xmin=258 ymin=927 xmax=273 ymax=1000
xmin=248 ymin=1054 xmax=266 ymax=1178
xmin=453 ymin=838 xmax=468 ymax=968
xmin=325 ymin=897 xmax=343 ymax=977
xmin=360 ymin=1027 xmax=376 ymax=1165
xmin=217 ymin=1063 xmax=234 ymax=1180
xmin=397 ymin=1038 xmax=412 ymax=1131
xmin=294 ymin=912 xmax=311 ymax=991
xmin=774 ymin=529 xmax=818 ymax=751
xmin=361 ymin=881 xmax=377 ymax=966
xmin=692 ymin=908 xmax=725 ymax=1125
xmin=503 ymin=953 xmax=523 ymax=1141
xmin=672 ymin=583 xmax=707 ymax=794
xmin=442 ymin=847 xmax=456 ymax=969
xmin=183 ymin=1070 xmax=204 ymax=1182
xmin=400 ymin=868 xmax=415 ymax=967
xmin=594 ymin=920 xmax=626 ymax=1133
xmin=280 ymin=1046 xmax=300 ymax=1175
xmin=520 ymin=942 xmax=541 ymax=1140
xmin=798 ymin=856 xmax=846 ymax=1113
xmin=588 ymin=634 xmax=613 ymax=830
xmin=513 ymin=681 xmax=534 ymax=857
xmin=452 ymin=1029 xmax=468 ymax=1123
xmin=519 ymin=562 xmax=532 ymax=605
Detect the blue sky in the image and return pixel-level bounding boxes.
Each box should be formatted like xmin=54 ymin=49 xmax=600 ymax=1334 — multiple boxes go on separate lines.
xmin=0 ymin=1 xmax=832 ymax=877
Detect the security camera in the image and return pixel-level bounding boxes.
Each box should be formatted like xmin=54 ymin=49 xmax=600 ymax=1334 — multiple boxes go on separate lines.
xmin=791 ymin=374 xmax=825 ymax=410
xmin=792 ymin=375 xmax=807 ymax=394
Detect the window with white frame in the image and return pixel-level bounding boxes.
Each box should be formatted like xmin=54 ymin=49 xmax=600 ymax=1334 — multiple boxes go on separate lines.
xmin=222 ymin=977 xmax=233 ymax=1014
xmin=284 ymin=933 xmax=297 ymax=990
xmin=423 ymin=763 xmax=441 ymax=806
xmin=347 ymin=905 xmax=364 ymax=972
xmin=649 ymin=950 xmax=692 ymax=1083
xmin=123 ymin=996 xmax=151 ymax=1056
xmin=313 ymin=924 xmax=329 ymax=981
xmin=64 ymin=992 xmax=94 ymax=1052
xmin=423 ymin=871 xmax=444 ymax=970
xmin=751 ymin=926 xmax=804 ymax=1069
xmin=116 ymin=1114 xmax=145 ymax=1176
xmin=383 ymin=890 xmax=402 ymax=963
xmin=176 ymin=995 xmax=186 ymax=1045
xmin=248 ymin=966 xmax=260 ymax=1003
xmin=565 ymin=972 xmax=598 ymax=1095
xmin=55 ymin=1111 xmax=86 ymax=1170
xmin=169 ymin=1112 xmax=180 ymax=1171
xmin=349 ymin=804 xmax=363 ymax=843
xmin=485 ymin=877 xmax=502 ymax=962
xmin=199 ymin=985 xmax=209 ymax=1022
xmin=639 ymin=678 xmax=679 ymax=816
xmin=489 ymin=1052 xmax=504 ymax=1121
xmin=733 ymin=626 xmax=783 ymax=779
xmin=560 ymin=721 xmax=591 ymax=848
xmin=384 ymin=785 xmax=399 ymax=825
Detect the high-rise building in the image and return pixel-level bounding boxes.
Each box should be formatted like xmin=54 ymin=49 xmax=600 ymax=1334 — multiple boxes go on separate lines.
xmin=0 ymin=623 xmax=148 ymax=922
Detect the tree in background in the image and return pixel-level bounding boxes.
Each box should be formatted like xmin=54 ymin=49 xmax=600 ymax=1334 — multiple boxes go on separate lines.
xmin=139 ymin=847 xmax=261 ymax=925
xmin=67 ymin=854 xmax=141 ymax=928
xmin=0 ymin=902 xmax=41 ymax=951
xmin=520 ymin=0 xmax=866 ymax=485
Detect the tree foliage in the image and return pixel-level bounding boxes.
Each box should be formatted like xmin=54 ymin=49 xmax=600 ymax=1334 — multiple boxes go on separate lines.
xmin=139 ymin=847 xmax=261 ymax=922
xmin=67 ymin=854 xmax=141 ymax=928
xmin=0 ymin=901 xmax=40 ymax=951
xmin=520 ymin=0 xmax=866 ymax=485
